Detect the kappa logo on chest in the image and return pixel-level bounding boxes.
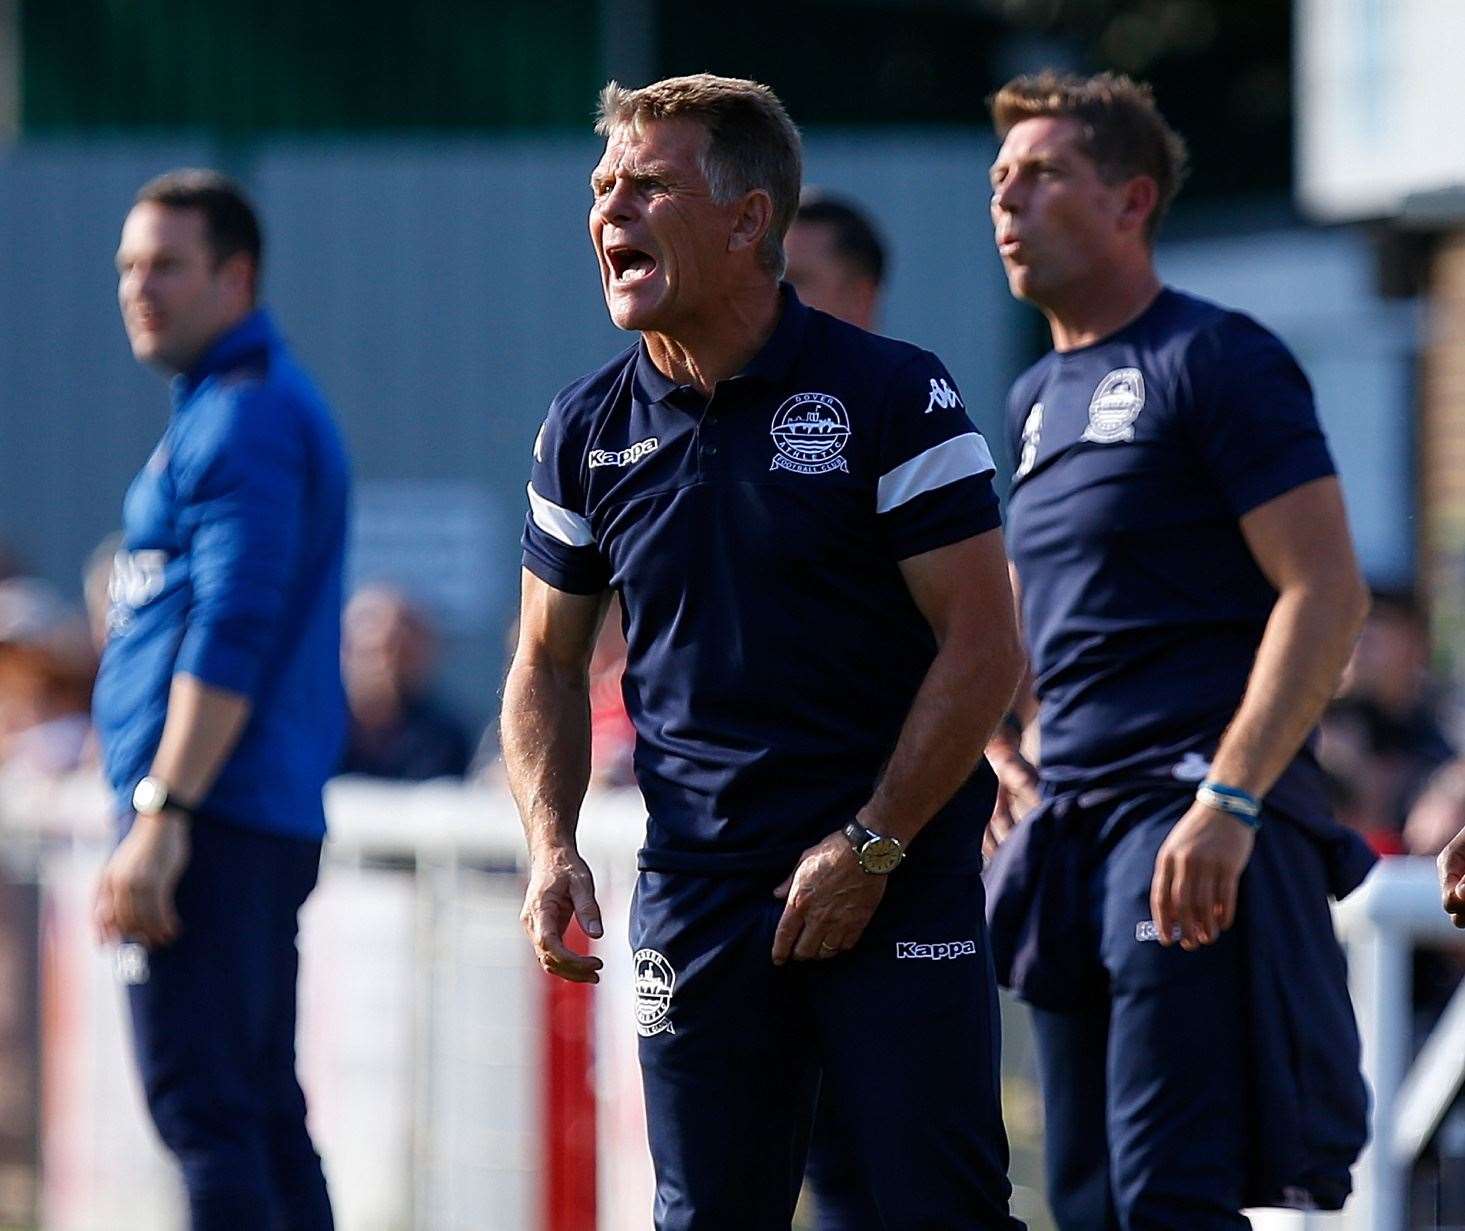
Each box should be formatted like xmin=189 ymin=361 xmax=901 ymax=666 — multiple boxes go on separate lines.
xmin=1083 ymin=368 xmax=1146 ymax=444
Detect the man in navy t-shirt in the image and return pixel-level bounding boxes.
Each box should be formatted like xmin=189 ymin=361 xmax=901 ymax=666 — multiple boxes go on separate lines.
xmin=981 ymin=72 xmax=1376 ymax=1229
xmin=504 ymin=74 xmax=1025 ymax=1229
xmin=94 ymin=171 xmax=347 ymax=1229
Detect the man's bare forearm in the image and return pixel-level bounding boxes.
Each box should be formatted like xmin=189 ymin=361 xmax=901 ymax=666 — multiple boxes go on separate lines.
xmin=502 ymin=656 xmax=593 ymax=856
xmin=1209 ymin=578 xmax=1367 ymax=798
xmin=862 ymin=632 xmax=1023 ymax=843
xmin=149 ymin=674 xmax=252 ymax=806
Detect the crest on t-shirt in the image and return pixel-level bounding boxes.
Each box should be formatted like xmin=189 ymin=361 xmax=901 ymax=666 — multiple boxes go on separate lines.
xmin=1083 ymin=368 xmax=1145 ymax=444
xmin=769 ymin=392 xmax=851 ymax=475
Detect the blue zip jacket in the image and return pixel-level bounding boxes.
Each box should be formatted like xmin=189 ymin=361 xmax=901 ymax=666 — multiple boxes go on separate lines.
xmin=93 ymin=309 xmax=350 ymax=839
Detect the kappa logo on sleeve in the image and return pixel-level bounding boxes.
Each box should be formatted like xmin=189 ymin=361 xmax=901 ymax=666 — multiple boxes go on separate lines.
xmin=1014 ymin=402 xmax=1044 ymax=480
xmin=633 ymin=948 xmax=677 ymax=1037
xmin=896 ymin=939 xmax=978 ymax=960
xmin=924 ymin=378 xmax=964 ymax=413
xmin=588 ymin=436 xmax=659 ymax=469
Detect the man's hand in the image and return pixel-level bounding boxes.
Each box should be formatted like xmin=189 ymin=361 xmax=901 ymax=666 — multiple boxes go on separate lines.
xmin=520 ymin=846 xmax=605 ymax=983
xmin=1149 ymin=802 xmax=1257 ymax=951
xmin=1437 ymin=825 xmax=1465 ymax=928
xmin=771 ymin=832 xmax=887 ymax=965
xmin=984 ymin=785 xmax=1019 ymax=860
xmin=94 ymin=813 xmax=191 ymax=948
xmin=983 ymin=743 xmax=1040 ymax=858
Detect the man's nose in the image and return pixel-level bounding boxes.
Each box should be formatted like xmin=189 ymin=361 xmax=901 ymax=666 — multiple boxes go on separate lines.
xmin=123 ymin=265 xmax=154 ymax=299
xmin=596 ymin=178 xmax=636 ymax=225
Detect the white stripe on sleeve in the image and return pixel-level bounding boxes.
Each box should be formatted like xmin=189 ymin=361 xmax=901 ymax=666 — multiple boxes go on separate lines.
xmin=527 ymin=483 xmax=595 ymax=547
xmin=876 ymin=433 xmax=995 ymax=514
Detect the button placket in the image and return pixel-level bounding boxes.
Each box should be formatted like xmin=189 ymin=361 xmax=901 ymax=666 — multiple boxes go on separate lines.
xmin=698 ymin=404 xmax=721 ymax=474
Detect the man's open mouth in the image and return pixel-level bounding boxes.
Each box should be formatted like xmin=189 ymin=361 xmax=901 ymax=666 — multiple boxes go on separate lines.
xmin=607 ymin=246 xmax=657 ymax=284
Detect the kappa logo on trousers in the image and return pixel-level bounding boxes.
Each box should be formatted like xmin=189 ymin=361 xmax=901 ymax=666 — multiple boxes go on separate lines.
xmin=896 ymin=939 xmax=977 ymax=960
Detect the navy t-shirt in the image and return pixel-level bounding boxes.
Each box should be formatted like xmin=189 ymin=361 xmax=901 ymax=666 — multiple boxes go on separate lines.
xmin=1004 ymin=288 xmax=1336 ymax=788
xmin=523 ymin=287 xmax=1003 ymax=872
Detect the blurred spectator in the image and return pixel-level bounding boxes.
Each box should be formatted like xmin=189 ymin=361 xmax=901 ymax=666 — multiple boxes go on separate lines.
xmin=784 ymin=192 xmax=887 ymax=330
xmin=339 ymin=585 xmax=471 ymax=780
xmin=1319 ymin=588 xmax=1454 ymax=854
xmin=1405 ymin=760 xmax=1465 ymax=857
xmin=588 ymin=597 xmax=636 ymax=788
xmin=0 ymin=543 xmax=24 ymax=586
xmin=0 ymin=578 xmax=96 ymax=776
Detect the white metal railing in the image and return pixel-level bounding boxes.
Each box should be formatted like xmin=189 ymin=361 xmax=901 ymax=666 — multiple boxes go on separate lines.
xmin=1334 ymin=856 xmax=1465 ymax=1231
xmin=4 ymin=771 xmax=1455 ymax=1230
xmin=0 ymin=772 xmax=655 ymax=1231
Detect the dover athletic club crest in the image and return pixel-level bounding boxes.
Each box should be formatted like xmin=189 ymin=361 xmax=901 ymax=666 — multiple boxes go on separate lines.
xmin=1083 ymin=367 xmax=1146 ymax=444
xmin=634 ymin=948 xmax=676 ymax=1037
xmin=769 ymin=392 xmax=851 ymax=475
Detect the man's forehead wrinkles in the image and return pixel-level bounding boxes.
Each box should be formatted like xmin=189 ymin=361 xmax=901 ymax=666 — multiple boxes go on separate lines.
xmin=593 ymin=150 xmax=681 ymax=182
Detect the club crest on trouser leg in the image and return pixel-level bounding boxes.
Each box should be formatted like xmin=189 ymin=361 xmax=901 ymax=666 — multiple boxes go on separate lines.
xmin=115 ymin=941 xmax=150 ymax=985
xmin=634 ymin=948 xmax=676 ymax=1037
xmin=1083 ymin=367 xmax=1146 ymax=443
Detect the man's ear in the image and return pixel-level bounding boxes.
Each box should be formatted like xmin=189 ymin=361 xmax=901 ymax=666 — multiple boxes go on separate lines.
xmin=1117 ymin=176 xmax=1160 ymax=238
xmin=219 ymin=251 xmax=257 ymax=307
xmin=728 ymin=189 xmax=774 ymax=258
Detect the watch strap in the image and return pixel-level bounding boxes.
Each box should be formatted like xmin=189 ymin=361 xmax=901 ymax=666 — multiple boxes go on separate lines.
xmin=132 ymin=776 xmax=200 ymax=821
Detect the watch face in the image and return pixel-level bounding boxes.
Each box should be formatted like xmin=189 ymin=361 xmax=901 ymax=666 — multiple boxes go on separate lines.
xmin=132 ymin=777 xmax=167 ymax=815
xmin=861 ymin=837 xmax=903 ymax=874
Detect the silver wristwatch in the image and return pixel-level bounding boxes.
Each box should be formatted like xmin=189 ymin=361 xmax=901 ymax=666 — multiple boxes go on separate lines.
xmin=131 ymin=776 xmax=197 ymax=820
xmin=843 ymin=819 xmax=904 ymax=874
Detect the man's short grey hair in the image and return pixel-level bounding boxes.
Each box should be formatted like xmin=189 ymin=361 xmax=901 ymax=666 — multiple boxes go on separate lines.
xmin=596 ymin=74 xmax=803 ymax=278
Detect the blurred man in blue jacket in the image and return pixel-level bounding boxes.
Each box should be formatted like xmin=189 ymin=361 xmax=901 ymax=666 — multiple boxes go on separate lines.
xmin=92 ymin=170 xmax=349 ymax=1231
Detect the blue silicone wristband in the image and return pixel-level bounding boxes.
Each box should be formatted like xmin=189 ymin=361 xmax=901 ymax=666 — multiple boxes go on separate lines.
xmin=1196 ymin=780 xmax=1262 ymax=827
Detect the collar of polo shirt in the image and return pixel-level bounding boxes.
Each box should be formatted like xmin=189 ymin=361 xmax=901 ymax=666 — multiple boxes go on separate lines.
xmin=631 ymin=283 xmax=811 ymax=407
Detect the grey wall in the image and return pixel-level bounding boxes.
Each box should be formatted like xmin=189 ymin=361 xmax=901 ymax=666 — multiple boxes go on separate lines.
xmin=0 ymin=138 xmax=215 ymax=595
xmin=0 ymin=130 xmax=1019 ymax=731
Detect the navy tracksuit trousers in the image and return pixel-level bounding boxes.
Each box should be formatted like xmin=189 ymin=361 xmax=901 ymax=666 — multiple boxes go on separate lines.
xmin=631 ymin=863 xmax=1025 ymax=1230
xmin=1028 ymin=802 xmax=1250 ymax=1231
xmin=124 ymin=815 xmax=333 ymax=1231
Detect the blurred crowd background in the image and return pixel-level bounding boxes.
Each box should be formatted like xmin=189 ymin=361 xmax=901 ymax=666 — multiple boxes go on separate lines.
xmin=2 ymin=1 xmax=1463 ymax=1228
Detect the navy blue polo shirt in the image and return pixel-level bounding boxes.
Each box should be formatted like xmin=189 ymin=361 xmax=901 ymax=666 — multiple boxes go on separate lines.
xmin=1004 ymin=288 xmax=1336 ymax=788
xmin=523 ymin=287 xmax=1002 ymax=872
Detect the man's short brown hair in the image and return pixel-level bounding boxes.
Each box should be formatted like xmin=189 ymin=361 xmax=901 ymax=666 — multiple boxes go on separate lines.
xmin=136 ymin=168 xmax=263 ymax=296
xmin=990 ymin=71 xmax=1189 ymax=241
xmin=596 ymin=74 xmax=802 ymax=277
